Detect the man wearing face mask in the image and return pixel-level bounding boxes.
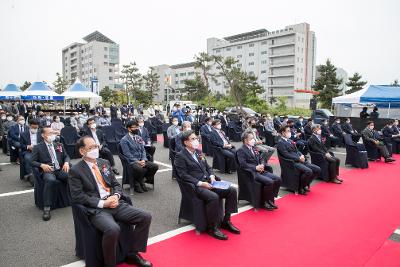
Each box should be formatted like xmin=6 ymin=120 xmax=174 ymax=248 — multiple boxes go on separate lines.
xmin=175 ymin=130 xmax=240 ymax=240
xmin=167 ymin=117 xmax=180 ymax=139
xmin=237 ymin=131 xmax=281 ymax=210
xmin=120 ymin=120 xmax=159 ymax=193
xmin=277 ymin=125 xmax=321 ymax=195
xmin=247 ymin=118 xmax=275 ymax=163
xmin=31 ymin=127 xmax=70 ymax=221
xmin=294 ymin=116 xmax=306 ymax=131
xmin=40 ymin=113 xmax=52 ymax=128
xmin=331 ymin=118 xmax=345 ymax=147
xmin=382 ymin=120 xmax=400 ymax=154
xmin=70 ymin=112 xmax=84 ymax=131
xmin=200 ymin=117 xmax=214 ymax=155
xmin=20 ymin=119 xmax=42 ymax=186
xmin=9 ymin=115 xmax=29 ymax=151
xmin=137 ymin=118 xmax=156 ymax=161
xmin=361 ymin=121 xmax=395 ymax=163
xmin=308 ymin=124 xmax=342 ymax=184
xmin=69 ymin=136 xmax=153 ymax=267
xmin=321 ymin=119 xmax=339 ymax=148
xmin=210 ymin=119 xmax=237 ymax=174
xmin=85 ymin=118 xmax=119 ymax=175
xmin=174 ymin=121 xmax=192 ymax=153
xmin=342 ymin=118 xmax=361 ymax=143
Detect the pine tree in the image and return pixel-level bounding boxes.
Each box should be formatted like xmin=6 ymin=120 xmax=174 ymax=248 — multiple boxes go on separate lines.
xmin=312 ymin=59 xmax=343 ymax=108
xmin=345 ymin=72 xmax=367 ymax=94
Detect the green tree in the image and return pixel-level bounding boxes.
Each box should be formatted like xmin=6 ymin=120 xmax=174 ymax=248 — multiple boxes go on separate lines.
xmin=391 ymin=79 xmax=399 ymax=87
xmin=121 ymin=62 xmax=142 ymax=104
xmin=53 ymin=72 xmax=69 ymax=94
xmin=135 ymin=90 xmax=152 ymax=107
xmin=183 ymin=74 xmax=208 ymax=101
xmin=194 ymin=52 xmax=215 ymax=108
xmin=312 ymin=59 xmax=343 ymax=108
xmin=99 ymin=86 xmax=113 ymax=103
xmin=20 ymin=81 xmax=31 ymax=91
xmin=142 ymin=67 xmax=160 ymax=104
xmin=345 ymin=72 xmax=367 ymax=94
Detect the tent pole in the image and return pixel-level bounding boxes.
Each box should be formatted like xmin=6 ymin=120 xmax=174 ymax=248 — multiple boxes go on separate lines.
xmin=64 ymin=99 xmax=66 ymax=116
xmin=387 ymin=102 xmax=390 ymax=118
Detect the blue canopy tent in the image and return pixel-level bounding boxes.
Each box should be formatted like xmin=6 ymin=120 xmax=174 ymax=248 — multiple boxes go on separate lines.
xmin=21 ymin=81 xmax=64 ymax=101
xmin=333 ymin=85 xmax=400 ymax=117
xmin=0 ymin=84 xmax=22 ymax=100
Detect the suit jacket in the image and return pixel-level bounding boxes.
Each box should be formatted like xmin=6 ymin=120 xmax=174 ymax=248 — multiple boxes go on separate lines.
xmin=9 ymin=124 xmax=29 ymax=143
xmin=210 ymin=129 xmax=230 ymax=148
xmin=68 ymin=158 xmax=123 ymax=212
xmin=304 ymin=124 xmax=313 ymax=137
xmin=17 ymin=103 xmax=28 ymax=115
xmin=236 ymin=145 xmax=262 ymax=174
xmin=120 ymin=134 xmax=147 ymax=163
xmin=138 ymin=126 xmax=151 ymax=144
xmin=361 ymin=127 xmax=377 ymax=144
xmin=307 ymin=134 xmax=329 ymax=154
xmin=85 ymin=128 xmax=107 ymax=148
xmin=321 ymin=124 xmax=332 ymax=138
xmin=31 ymin=141 xmax=70 ymax=169
xmin=382 ymin=126 xmax=397 ymax=142
xmin=167 ymin=125 xmax=180 ymax=139
xmin=294 ymin=120 xmax=305 ymax=130
xmin=20 ymin=130 xmax=43 ymax=152
xmin=331 ymin=123 xmax=343 ymax=136
xmin=342 ymin=122 xmax=355 ymax=134
xmin=200 ymin=124 xmax=213 ymax=140
xmin=175 ymin=148 xmax=214 ymax=185
xmin=276 ymin=137 xmax=302 ymax=162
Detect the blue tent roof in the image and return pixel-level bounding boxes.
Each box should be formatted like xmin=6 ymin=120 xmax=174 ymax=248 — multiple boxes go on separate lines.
xmin=68 ymin=81 xmax=90 ymax=92
xmin=3 ymin=84 xmax=21 ymax=92
xmin=26 ymin=81 xmax=51 ymax=91
xmin=360 ymin=85 xmax=400 ymax=103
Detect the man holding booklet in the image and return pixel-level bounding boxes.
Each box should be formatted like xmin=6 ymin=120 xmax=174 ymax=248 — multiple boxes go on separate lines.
xmin=175 ymin=130 xmax=240 ymax=240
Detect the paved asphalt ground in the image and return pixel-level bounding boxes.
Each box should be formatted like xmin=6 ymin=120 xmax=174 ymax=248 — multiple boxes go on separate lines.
xmin=0 ymin=138 xmax=351 ymax=267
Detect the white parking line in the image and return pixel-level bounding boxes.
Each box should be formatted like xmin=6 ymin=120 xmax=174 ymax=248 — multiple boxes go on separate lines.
xmin=0 ymin=162 xmax=11 ymax=166
xmin=154 ymin=160 xmax=173 ymax=168
xmin=0 ymin=189 xmax=34 ymax=198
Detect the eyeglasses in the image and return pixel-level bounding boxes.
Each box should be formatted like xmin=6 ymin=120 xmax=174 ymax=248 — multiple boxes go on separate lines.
xmin=87 ymin=144 xmax=99 ymax=150
xmin=189 ymin=137 xmax=199 ymax=141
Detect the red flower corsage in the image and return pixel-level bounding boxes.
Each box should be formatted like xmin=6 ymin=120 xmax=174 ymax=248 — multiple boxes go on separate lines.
xmin=56 ymin=144 xmax=63 ymax=153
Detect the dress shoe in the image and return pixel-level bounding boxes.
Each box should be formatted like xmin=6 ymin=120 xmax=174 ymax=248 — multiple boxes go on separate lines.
xmin=125 ymin=253 xmax=152 ymax=267
xmin=134 ymin=186 xmax=144 ymax=193
xmin=298 ymin=189 xmax=308 ymax=195
xmin=336 ymin=177 xmax=343 ymax=182
xmin=207 ymin=227 xmax=228 ymax=240
xmin=268 ymin=200 xmax=278 ymax=209
xmin=226 ymin=170 xmax=233 ymax=174
xmin=140 ymin=183 xmax=149 ymax=192
xmin=221 ymin=221 xmax=241 ymax=234
xmin=42 ymin=207 xmax=51 ymax=221
xmin=303 ymin=187 xmax=310 ymax=192
xmin=112 ymin=168 xmax=120 ymax=175
xmin=385 ymin=158 xmax=395 ymax=163
xmin=264 ymin=203 xmax=275 ymax=211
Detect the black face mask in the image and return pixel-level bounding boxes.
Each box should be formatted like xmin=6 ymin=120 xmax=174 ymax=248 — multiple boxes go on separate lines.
xmin=251 ymin=124 xmax=257 ymax=128
xmin=131 ymin=129 xmax=139 ymax=135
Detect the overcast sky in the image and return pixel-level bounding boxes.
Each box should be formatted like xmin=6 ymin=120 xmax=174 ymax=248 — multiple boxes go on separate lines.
xmin=0 ymin=0 xmax=399 ymax=88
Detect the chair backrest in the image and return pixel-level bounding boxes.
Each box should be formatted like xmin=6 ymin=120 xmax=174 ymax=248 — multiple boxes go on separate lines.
xmin=117 ymin=143 xmax=128 ymax=164
xmin=343 ymin=134 xmax=356 ymax=147
xmin=101 ymin=126 xmax=117 ymax=142
xmin=60 ymin=126 xmax=79 ymax=144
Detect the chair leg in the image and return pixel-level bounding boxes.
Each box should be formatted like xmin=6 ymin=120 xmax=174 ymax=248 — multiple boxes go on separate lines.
xmin=178 ymin=218 xmax=181 ymax=224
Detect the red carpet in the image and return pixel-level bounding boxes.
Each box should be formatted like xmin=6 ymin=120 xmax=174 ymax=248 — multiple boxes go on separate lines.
xmin=121 ymin=154 xmax=400 ymax=267
xmin=365 ymin=240 xmax=400 ymax=267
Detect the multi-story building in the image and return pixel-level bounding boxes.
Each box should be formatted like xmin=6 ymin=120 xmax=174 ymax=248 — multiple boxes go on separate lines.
xmin=207 ymin=22 xmax=316 ymax=108
xmin=152 ymin=62 xmax=199 ymax=103
xmin=62 ymin=31 xmax=121 ymax=93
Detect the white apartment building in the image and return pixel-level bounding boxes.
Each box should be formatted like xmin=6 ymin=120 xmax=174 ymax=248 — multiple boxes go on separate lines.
xmin=62 ymin=31 xmax=121 ymax=93
xmin=152 ymin=62 xmax=199 ymax=103
xmin=207 ymin=23 xmax=316 ymax=108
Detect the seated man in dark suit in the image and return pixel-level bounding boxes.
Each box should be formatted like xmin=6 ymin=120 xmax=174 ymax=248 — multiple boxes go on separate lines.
xmin=277 ymin=125 xmax=321 ymax=195
xmin=174 ymin=121 xmax=192 ymax=153
xmin=321 ymin=119 xmax=339 ymax=148
xmin=342 ymin=117 xmax=361 ymax=143
xmin=20 ymin=118 xmax=42 ymax=186
xmin=294 ymin=116 xmax=305 ymax=131
xmin=174 ymin=130 xmax=240 ymax=240
xmin=307 ymin=124 xmax=342 ymax=184
xmin=361 ymin=121 xmax=395 ymax=163
xmin=210 ymin=119 xmax=237 ymax=173
xmin=85 ymin=118 xmax=119 ymax=175
xmin=120 ymin=120 xmax=159 ymax=193
xmin=200 ymin=117 xmax=213 ymax=142
xmin=237 ymin=130 xmax=281 ymax=210
xmin=382 ymin=120 xmax=400 ymax=153
xmin=8 ymin=115 xmax=29 ymax=150
xmin=31 ymin=127 xmax=70 ymax=221
xmin=331 ymin=118 xmax=345 ymax=146
xmin=69 ymin=136 xmax=152 ymax=267
xmin=137 ymin=118 xmax=156 ymax=161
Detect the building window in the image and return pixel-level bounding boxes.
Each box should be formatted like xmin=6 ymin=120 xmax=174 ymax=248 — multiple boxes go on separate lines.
xmin=261 ymin=60 xmax=267 ymax=64
xmin=175 ymin=74 xmax=178 ymax=77
xmin=248 ymin=62 xmax=254 ymax=66
xmin=249 ymin=52 xmax=254 ymax=56
xmin=104 ymin=55 xmax=108 ymax=59
xmin=261 ymin=41 xmax=267 ymax=45
xmin=237 ymin=63 xmax=242 ymax=68
xmin=249 ymin=71 xmax=254 ymax=75
xmin=261 ymin=51 xmax=267 ymax=55
xmin=237 ymin=45 xmax=242 ymax=49
xmin=179 ymin=73 xmax=186 ymax=77
xmin=104 ymin=62 xmax=108 ymax=65
xmin=109 ymin=68 xmax=113 ymax=73
xmin=188 ymin=72 xmax=195 ymax=76
xmin=215 ymin=49 xmax=221 ymax=53
xmin=104 ymin=47 xmax=108 ymax=51
xmin=237 ymin=55 xmax=242 ymax=58
xmin=175 ymin=80 xmax=179 ymax=84
xmin=261 ymin=70 xmax=267 ymax=74
xmin=261 ymin=80 xmax=267 ymax=83
xmin=109 ymin=77 xmax=113 ymax=81
xmin=226 ymin=47 xmax=231 ymax=51
xmin=249 ymin=43 xmax=254 ymax=47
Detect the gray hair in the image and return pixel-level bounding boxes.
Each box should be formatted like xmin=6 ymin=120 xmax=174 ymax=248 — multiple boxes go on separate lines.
xmin=241 ymin=130 xmax=254 ymax=142
xmin=181 ymin=121 xmax=192 ymax=129
xmin=311 ymin=124 xmax=321 ymax=132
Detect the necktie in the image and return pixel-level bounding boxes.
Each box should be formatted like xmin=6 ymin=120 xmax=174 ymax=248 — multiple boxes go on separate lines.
xmin=20 ymin=125 xmax=24 ymax=133
xmin=47 ymin=144 xmax=60 ymax=170
xmin=92 ymin=164 xmax=110 ymax=192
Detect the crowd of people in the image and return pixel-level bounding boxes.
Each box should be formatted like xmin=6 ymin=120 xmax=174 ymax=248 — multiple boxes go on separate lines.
xmin=0 ymin=100 xmax=399 ymax=267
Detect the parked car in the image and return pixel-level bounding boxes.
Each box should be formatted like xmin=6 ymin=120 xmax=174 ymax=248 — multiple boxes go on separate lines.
xmin=224 ymin=107 xmax=260 ymax=118
xmin=311 ymin=109 xmax=333 ymax=124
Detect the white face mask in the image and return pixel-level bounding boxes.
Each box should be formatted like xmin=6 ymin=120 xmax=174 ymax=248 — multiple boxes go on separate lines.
xmin=191 ymin=139 xmax=200 ymax=149
xmin=369 ymin=126 xmax=374 ymax=130
xmin=316 ymin=129 xmax=322 ymax=135
xmin=90 ymin=123 xmax=97 ymax=129
xmin=46 ymin=134 xmax=56 ymax=143
xmin=172 ymin=121 xmax=178 ymax=126
xmin=46 ymin=116 xmax=51 ymax=120
xmin=249 ymin=139 xmax=256 ymax=147
xmin=30 ymin=128 xmax=38 ymax=134
xmin=285 ymin=132 xmax=292 ymax=139
xmin=18 ymin=120 xmax=25 ymax=125
xmin=7 ymin=117 xmax=13 ymax=121
xmin=1 ymin=116 xmax=6 ymax=120
xmin=86 ymin=148 xmax=99 ymax=159
xmin=55 ymin=118 xmax=60 ymax=123
xmin=139 ymin=123 xmax=144 ymax=127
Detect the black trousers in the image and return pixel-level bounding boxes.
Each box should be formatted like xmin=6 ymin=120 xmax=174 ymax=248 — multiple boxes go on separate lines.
xmin=42 ymin=170 xmax=68 ymax=207
xmin=293 ymin=162 xmax=321 ymax=189
xmin=90 ymin=202 xmax=151 ymax=267
xmin=100 ymin=147 xmax=115 ymax=167
xmin=221 ymin=148 xmax=237 ymax=172
xmin=326 ymin=156 xmax=340 ymax=180
xmin=144 ymin=146 xmax=156 ymax=162
xmin=21 ymin=151 xmax=33 ymax=175
xmin=196 ymin=186 xmax=238 ymax=226
xmin=375 ymin=143 xmax=390 ymax=158
xmin=129 ymin=161 xmax=159 ymax=186
xmin=255 ymin=171 xmax=282 ymax=202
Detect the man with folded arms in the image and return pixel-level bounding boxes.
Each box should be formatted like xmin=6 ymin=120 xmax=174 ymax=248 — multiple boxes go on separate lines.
xmin=69 ymin=136 xmax=152 ymax=267
xmin=175 ymin=130 xmax=240 ymax=240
